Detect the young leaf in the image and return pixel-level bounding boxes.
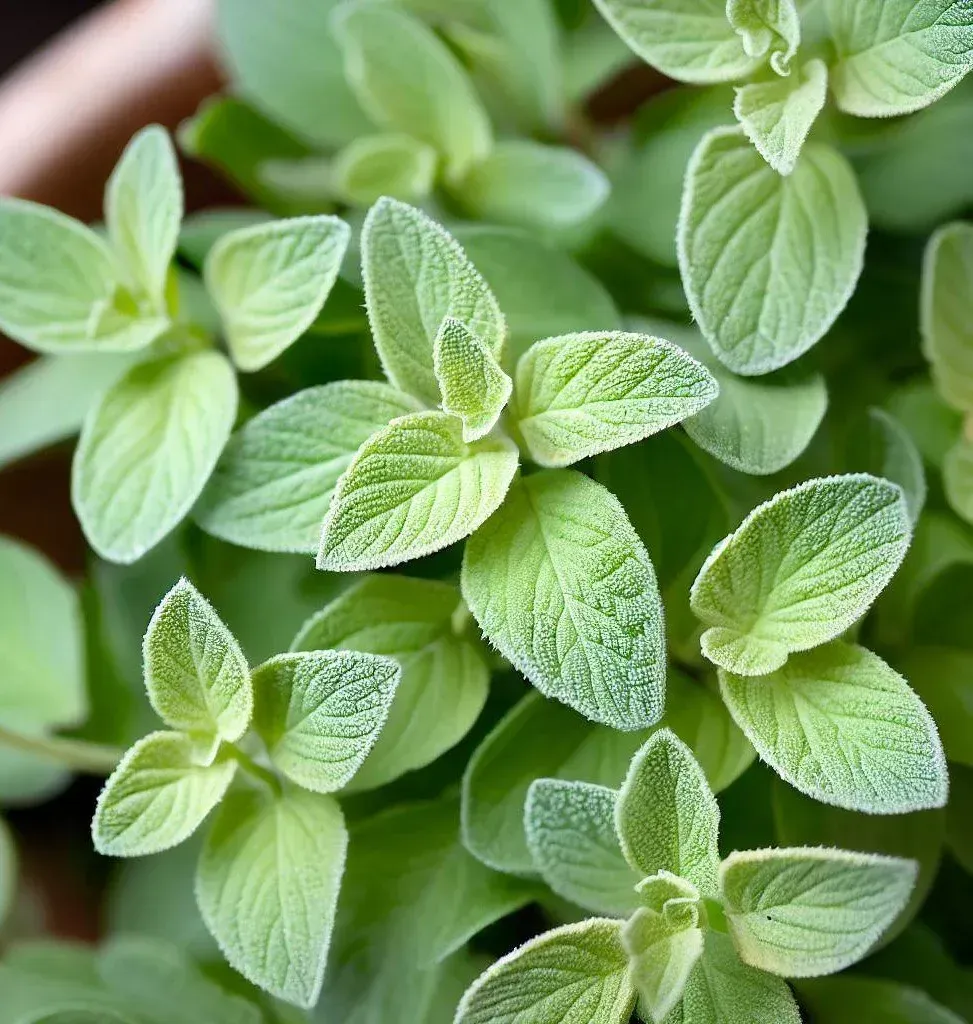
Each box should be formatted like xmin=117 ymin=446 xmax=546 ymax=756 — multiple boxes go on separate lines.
xmin=726 ymin=0 xmax=801 ymax=76
xmin=196 ymin=786 xmax=347 ymax=1008
xmin=622 ymin=907 xmax=703 ymax=1023
xmin=292 ymin=575 xmax=488 ymax=791
xmin=456 ymin=141 xmax=609 ymax=229
xmin=361 ymin=198 xmax=506 ymax=405
xmin=92 ymin=731 xmax=236 ymax=857
xmin=462 ymin=470 xmax=666 ymax=730
xmin=513 ymin=331 xmax=718 ymax=468
xmin=332 ymin=2 xmax=492 ymax=180
xmin=454 ymin=919 xmax=636 ymax=1024
xmin=252 ymin=650 xmax=400 ymax=793
xmin=195 ymin=381 xmax=421 ymax=554
xmin=590 ymin=0 xmax=761 ymax=83
xmin=721 ymin=846 xmax=918 ymax=976
xmin=825 ymin=0 xmax=973 ymax=117
xmin=204 ymin=215 xmax=350 ymax=372
xmin=72 ymin=351 xmax=238 ymax=564
xmin=719 ymin=642 xmax=948 ymax=814
xmin=847 ymin=408 xmax=928 ymax=525
xmin=944 ymin=436 xmax=973 ymax=524
xmin=332 ymin=133 xmax=438 ymax=206
xmin=678 ymin=127 xmax=867 ymax=375
xmin=317 ymin=410 xmax=518 ymax=571
xmin=105 ymin=125 xmax=183 ymax=311
xmin=733 ymin=59 xmax=828 ymax=176
xmin=690 ymin=475 xmax=912 ymax=677
xmin=524 ymin=779 xmax=641 ymax=916
xmin=635 ymin=870 xmax=701 ymax=916
xmin=434 ymin=317 xmax=512 ymax=443
xmin=143 ymin=578 xmax=252 ymax=743
xmin=615 ymin=729 xmax=721 ymax=896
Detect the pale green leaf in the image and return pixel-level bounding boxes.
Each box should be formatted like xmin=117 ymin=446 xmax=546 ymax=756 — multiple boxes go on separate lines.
xmin=825 ymin=0 xmax=973 ymax=117
xmin=524 ymin=779 xmax=641 ymax=916
xmin=848 ymin=408 xmax=928 ymax=525
xmin=142 ymin=577 xmax=252 ymax=743
xmin=622 ymin=907 xmax=703 ymax=1023
xmin=726 ymin=0 xmax=801 ymax=75
xmin=720 ymin=642 xmax=947 ymax=814
xmin=292 ymin=575 xmax=488 ymax=791
xmin=721 ymin=846 xmax=918 ymax=976
xmin=72 ymin=350 xmax=238 ymax=564
xmin=679 ymin=128 xmax=867 ymax=375
xmin=92 ymin=731 xmax=236 ymax=857
xmin=462 ymin=470 xmax=665 ymax=730
xmin=897 ymin=647 xmax=973 ymax=766
xmin=454 ymin=919 xmax=636 ymax=1024
xmin=434 ymin=317 xmax=513 ymax=443
xmin=590 ymin=0 xmax=761 ymax=83
xmin=691 ymin=474 xmax=912 ymax=676
xmin=317 ymin=410 xmax=518 ymax=571
xmin=361 ymin=198 xmax=506 ymax=405
xmin=204 ymin=215 xmax=350 ymax=372
xmin=332 ymin=133 xmax=438 ymax=206
xmin=0 ymin=816 xmax=15 ymax=927
xmin=196 ymin=786 xmax=346 ymax=1008
xmin=105 ymin=125 xmax=182 ymax=310
xmin=733 ymin=59 xmax=828 ymax=176
xmin=944 ymin=435 xmax=973 ymax=523
xmin=332 ymin=1 xmax=492 ymax=180
xmin=615 ymin=729 xmax=721 ymax=896
xmin=887 ymin=381 xmax=964 ymax=468
xmin=636 ymin=871 xmax=701 ymax=916
xmin=251 ymin=650 xmax=399 ymax=793
xmin=514 ymin=331 xmax=718 ymax=468
xmin=798 ymin=975 xmax=966 ymax=1024
xmin=456 ymin=141 xmax=609 ymax=229
xmin=195 ymin=381 xmax=421 ymax=554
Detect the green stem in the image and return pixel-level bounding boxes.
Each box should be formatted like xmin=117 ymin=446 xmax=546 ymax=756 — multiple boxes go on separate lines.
xmin=229 ymin=745 xmax=283 ymax=795
xmin=0 ymin=724 xmax=122 ymax=775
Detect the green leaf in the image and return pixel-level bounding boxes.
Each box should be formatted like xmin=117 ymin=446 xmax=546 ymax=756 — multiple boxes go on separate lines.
xmin=944 ymin=436 xmax=973 ymax=524
xmin=332 ymin=133 xmax=438 ymax=206
xmin=721 ymin=846 xmax=918 ymax=976
xmin=847 ymin=408 xmax=928 ymax=525
xmin=92 ymin=731 xmax=236 ymax=857
xmin=361 ymin=197 xmax=506 ymax=405
xmin=204 ymin=215 xmax=350 ymax=372
xmin=72 ymin=351 xmax=238 ymax=564
xmin=434 ymin=317 xmax=512 ymax=443
xmin=726 ymin=0 xmax=800 ymax=75
xmin=825 ymin=0 xmax=973 ymax=117
xmin=513 ymin=331 xmax=718 ymax=468
xmin=142 ymin=578 xmax=252 ymax=743
xmin=292 ymin=575 xmax=488 ymax=791
xmin=590 ymin=0 xmax=760 ymax=83
xmin=105 ymin=125 xmax=182 ymax=311
xmin=332 ymin=1 xmax=492 ymax=180
xmin=178 ymin=210 xmax=273 ymax=270
xmin=462 ymin=470 xmax=665 ymax=730
xmin=456 ymin=141 xmax=609 ymax=229
xmin=317 ymin=410 xmax=518 ymax=571
xmin=615 ymin=729 xmax=721 ymax=896
xmin=679 ymin=128 xmax=867 ymax=375
xmin=622 ymin=907 xmax=703 ymax=1023
xmin=195 ymin=381 xmax=420 ymax=554
xmin=690 ymin=474 xmax=912 ymax=676
xmin=720 ymin=642 xmax=947 ymax=814
xmin=897 ymin=647 xmax=973 ymax=767
xmin=454 ymin=919 xmax=636 ymax=1024
xmin=251 ymin=650 xmax=399 ymax=793
xmin=0 ymin=817 xmax=15 ymax=927
xmin=921 ymin=221 xmax=973 ymax=412
xmin=524 ymin=779 xmax=641 ymax=916
xmin=733 ymin=59 xmax=828 ymax=176
xmin=798 ymin=975 xmax=966 ymax=1024
xmin=196 ymin=786 xmax=346 ymax=1008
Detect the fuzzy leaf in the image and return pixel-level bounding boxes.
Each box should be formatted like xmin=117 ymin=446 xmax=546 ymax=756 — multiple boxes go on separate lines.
xmin=454 ymin=919 xmax=635 ymax=1024
xmin=361 ymin=198 xmax=506 ymax=405
xmin=72 ymin=351 xmax=237 ymax=564
xmin=92 ymin=731 xmax=236 ymax=857
xmin=332 ymin=133 xmax=438 ymax=206
xmin=514 ymin=331 xmax=718 ymax=468
xmin=462 ymin=470 xmax=665 ymax=730
xmin=679 ymin=128 xmax=866 ymax=375
xmin=251 ymin=650 xmax=400 ymax=794
xmin=204 ymin=215 xmax=350 ymax=372
xmin=726 ymin=0 xmax=800 ymax=75
xmin=848 ymin=408 xmax=927 ymax=525
xmin=623 ymin=908 xmax=703 ymax=1023
xmin=196 ymin=786 xmax=346 ymax=1008
xmin=292 ymin=575 xmax=488 ymax=791
xmin=733 ymin=59 xmax=828 ymax=176
xmin=719 ymin=642 xmax=948 ymax=814
xmin=825 ymin=0 xmax=973 ymax=117
xmin=434 ymin=317 xmax=512 ymax=443
xmin=195 ymin=381 xmax=421 ymax=554
xmin=721 ymin=846 xmax=918 ymax=977
xmin=142 ymin=578 xmax=252 ymax=743
xmin=690 ymin=475 xmax=912 ymax=677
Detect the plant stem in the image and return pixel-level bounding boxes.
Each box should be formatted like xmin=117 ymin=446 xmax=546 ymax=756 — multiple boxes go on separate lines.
xmin=228 ymin=745 xmax=283 ymax=795
xmin=0 ymin=724 xmax=122 ymax=775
